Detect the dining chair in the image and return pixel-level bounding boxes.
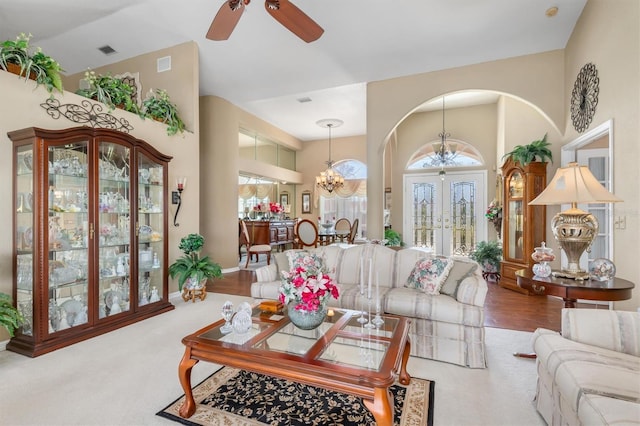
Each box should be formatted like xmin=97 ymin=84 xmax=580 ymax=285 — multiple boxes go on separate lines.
xmin=334 ymin=218 xmax=351 ymax=242
xmin=240 ymin=220 xmax=272 ymax=268
xmin=347 ymin=218 xmax=359 ymax=244
xmin=295 ymin=219 xmax=318 ymax=248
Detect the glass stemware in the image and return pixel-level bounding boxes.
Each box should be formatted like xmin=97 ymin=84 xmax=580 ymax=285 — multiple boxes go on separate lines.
xmin=220 ymin=301 xmax=234 ymax=334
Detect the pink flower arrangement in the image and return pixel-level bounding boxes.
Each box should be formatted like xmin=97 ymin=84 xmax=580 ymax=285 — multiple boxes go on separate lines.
xmin=279 ymin=253 xmax=339 ymax=312
xmin=269 ymin=202 xmax=283 ymax=213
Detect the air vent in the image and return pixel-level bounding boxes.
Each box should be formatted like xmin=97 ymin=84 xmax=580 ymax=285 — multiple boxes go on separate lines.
xmin=97 ymin=45 xmax=117 ymax=55
xmin=157 ymin=56 xmax=171 ymax=73
xmin=297 ymin=97 xmax=312 ymax=103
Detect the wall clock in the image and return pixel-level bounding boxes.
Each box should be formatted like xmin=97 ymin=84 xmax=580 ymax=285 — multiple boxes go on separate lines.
xmin=570 ymin=63 xmax=599 ymax=133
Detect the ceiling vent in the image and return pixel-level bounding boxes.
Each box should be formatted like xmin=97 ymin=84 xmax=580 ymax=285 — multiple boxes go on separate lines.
xmin=157 ymin=56 xmax=171 ymax=73
xmin=97 ymin=45 xmax=117 ymax=55
xmin=297 ymin=97 xmax=312 ymax=103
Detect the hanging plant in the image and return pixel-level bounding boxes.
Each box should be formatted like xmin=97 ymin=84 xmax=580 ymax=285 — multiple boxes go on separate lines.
xmin=502 ymin=134 xmax=553 ymax=166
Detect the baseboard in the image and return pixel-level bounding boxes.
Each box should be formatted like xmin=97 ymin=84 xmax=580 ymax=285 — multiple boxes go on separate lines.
xmin=0 ymin=339 xmax=8 ymax=351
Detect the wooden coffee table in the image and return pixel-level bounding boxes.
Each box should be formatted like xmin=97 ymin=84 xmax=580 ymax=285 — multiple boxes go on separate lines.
xmin=177 ymin=307 xmax=411 ymax=426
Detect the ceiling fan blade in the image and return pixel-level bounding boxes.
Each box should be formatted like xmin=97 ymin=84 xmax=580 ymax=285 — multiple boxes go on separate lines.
xmin=207 ymin=0 xmax=245 ymax=40
xmin=264 ymin=0 xmax=324 ymax=43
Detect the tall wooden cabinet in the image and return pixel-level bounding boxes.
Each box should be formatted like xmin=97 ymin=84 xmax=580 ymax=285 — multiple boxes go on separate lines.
xmin=500 ymin=157 xmax=547 ymax=294
xmin=8 ymin=127 xmax=174 ymax=357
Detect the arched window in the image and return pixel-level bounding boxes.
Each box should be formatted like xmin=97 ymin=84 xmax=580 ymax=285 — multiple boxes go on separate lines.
xmin=406 ymin=139 xmax=483 ymax=170
xmin=318 ymin=159 xmax=367 ymax=239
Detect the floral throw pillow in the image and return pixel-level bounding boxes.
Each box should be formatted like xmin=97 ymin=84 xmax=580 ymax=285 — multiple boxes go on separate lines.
xmin=405 ymin=257 xmax=454 ymax=295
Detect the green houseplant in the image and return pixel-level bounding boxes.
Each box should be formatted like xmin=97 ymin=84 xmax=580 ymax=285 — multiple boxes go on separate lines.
xmin=502 ymin=134 xmax=553 ymax=166
xmin=168 ymin=233 xmax=222 ymax=291
xmin=0 ymin=33 xmax=64 ymax=94
xmin=384 ymin=228 xmax=404 ymax=247
xmin=141 ymin=89 xmax=186 ymax=136
xmin=76 ymin=70 xmax=140 ymax=113
xmin=0 ymin=292 xmax=24 ymax=337
xmin=470 ymin=240 xmax=503 ymax=272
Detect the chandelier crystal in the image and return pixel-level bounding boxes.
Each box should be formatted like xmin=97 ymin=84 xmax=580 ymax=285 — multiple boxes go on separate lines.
xmin=315 ymin=119 xmax=345 ymax=193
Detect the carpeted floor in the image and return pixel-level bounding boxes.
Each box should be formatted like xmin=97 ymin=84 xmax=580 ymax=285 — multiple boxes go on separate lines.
xmin=157 ymin=366 xmax=434 ymax=426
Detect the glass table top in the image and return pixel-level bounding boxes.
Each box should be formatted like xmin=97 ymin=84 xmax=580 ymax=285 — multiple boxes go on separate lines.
xmin=196 ymin=307 xmax=400 ymax=371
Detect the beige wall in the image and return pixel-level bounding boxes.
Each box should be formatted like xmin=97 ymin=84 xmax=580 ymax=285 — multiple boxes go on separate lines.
xmin=563 ymin=0 xmax=639 ymax=311
xmin=63 ymin=42 xmax=200 ymax=135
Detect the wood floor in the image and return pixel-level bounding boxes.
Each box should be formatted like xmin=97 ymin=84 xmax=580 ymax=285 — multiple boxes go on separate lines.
xmin=207 ymin=268 xmax=604 ymax=333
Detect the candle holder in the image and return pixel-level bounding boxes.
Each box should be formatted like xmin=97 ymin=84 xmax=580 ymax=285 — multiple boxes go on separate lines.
xmin=172 ymin=177 xmax=186 ymax=227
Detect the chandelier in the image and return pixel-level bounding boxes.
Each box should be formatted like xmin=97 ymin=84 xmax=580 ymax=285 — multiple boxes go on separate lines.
xmin=315 ymin=119 xmax=345 ymax=193
xmin=422 ymin=96 xmax=460 ymax=177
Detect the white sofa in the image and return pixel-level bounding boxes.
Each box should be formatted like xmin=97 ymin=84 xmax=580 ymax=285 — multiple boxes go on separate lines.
xmin=532 ymin=309 xmax=640 ymax=425
xmin=251 ymin=244 xmax=488 ymax=368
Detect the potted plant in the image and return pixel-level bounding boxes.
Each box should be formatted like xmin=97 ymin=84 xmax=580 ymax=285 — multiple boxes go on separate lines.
xmin=0 ymin=33 xmax=64 ymax=94
xmin=0 ymin=292 xmax=24 ymax=337
xmin=76 ymin=69 xmax=140 ymax=113
xmin=502 ymin=134 xmax=553 ymax=166
xmin=168 ymin=233 xmax=222 ymax=292
xmin=470 ymin=240 xmax=503 ymax=273
xmin=384 ymin=228 xmax=404 ymax=247
xmin=141 ymin=89 xmax=186 ymax=136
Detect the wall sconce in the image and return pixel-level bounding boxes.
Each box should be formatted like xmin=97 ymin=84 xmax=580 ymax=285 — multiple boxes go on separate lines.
xmin=172 ymin=177 xmax=186 ymax=226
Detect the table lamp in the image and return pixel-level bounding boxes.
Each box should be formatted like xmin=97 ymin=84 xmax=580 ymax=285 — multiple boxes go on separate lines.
xmin=529 ymin=162 xmax=622 ymax=280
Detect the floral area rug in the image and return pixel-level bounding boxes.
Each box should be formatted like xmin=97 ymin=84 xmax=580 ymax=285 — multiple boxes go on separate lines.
xmin=157 ymin=367 xmax=434 ymax=426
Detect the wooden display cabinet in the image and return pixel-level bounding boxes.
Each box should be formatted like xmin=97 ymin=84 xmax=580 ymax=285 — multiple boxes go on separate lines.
xmin=8 ymin=127 xmax=174 ymax=357
xmin=500 ymin=157 xmax=547 ymax=294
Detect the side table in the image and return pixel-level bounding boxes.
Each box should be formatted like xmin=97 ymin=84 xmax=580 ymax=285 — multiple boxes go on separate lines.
xmin=515 ymin=269 xmax=634 ymax=308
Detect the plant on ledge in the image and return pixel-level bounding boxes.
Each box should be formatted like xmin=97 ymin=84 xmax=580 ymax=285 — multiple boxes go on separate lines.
xmin=168 ymin=233 xmax=222 ymax=291
xmin=0 ymin=292 xmax=24 ymax=337
xmin=141 ymin=89 xmax=186 ymax=136
xmin=502 ymin=134 xmax=553 ymax=166
xmin=76 ymin=70 xmax=140 ymax=114
xmin=470 ymin=240 xmax=503 ymax=273
xmin=0 ymin=33 xmax=64 ymax=95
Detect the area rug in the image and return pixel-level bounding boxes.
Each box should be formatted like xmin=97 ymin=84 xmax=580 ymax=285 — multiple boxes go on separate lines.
xmin=157 ymin=367 xmax=434 ymax=426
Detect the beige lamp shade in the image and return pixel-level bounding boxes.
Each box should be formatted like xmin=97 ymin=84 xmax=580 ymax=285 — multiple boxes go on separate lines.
xmin=530 ymin=162 xmax=622 ymax=206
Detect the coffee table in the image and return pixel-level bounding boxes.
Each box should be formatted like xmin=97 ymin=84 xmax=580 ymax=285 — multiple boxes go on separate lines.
xmin=177 ymin=307 xmax=411 ymax=426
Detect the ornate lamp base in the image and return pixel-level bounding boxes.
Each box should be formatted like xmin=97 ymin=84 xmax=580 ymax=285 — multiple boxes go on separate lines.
xmin=551 ymin=269 xmax=590 ymax=281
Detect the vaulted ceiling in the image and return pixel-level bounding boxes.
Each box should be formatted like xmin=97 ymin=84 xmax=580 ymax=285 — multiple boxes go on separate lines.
xmin=0 ymin=0 xmax=587 ymax=140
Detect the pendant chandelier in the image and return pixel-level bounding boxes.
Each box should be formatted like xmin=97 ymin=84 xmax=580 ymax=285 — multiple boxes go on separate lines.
xmin=423 ymin=96 xmax=459 ymax=178
xmin=315 ymin=119 xmax=345 ymax=193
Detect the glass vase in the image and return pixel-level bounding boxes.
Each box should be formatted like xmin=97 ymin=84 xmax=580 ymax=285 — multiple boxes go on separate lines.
xmin=287 ymin=302 xmax=327 ymax=330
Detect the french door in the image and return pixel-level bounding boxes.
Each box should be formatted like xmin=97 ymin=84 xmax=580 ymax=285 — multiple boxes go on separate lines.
xmin=403 ymin=171 xmax=487 ymax=256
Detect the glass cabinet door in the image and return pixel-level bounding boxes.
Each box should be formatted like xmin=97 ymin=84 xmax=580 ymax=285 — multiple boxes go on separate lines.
xmin=137 ymin=153 xmax=164 ymax=306
xmin=507 ymin=171 xmax=524 ymax=261
xmin=16 ymin=146 xmax=34 ymax=336
xmin=47 ymin=141 xmax=90 ymax=333
xmin=97 ymin=142 xmax=131 ymax=319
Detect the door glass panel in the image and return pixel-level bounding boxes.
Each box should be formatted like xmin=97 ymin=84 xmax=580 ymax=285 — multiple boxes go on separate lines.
xmin=449 ymin=181 xmax=476 ymax=255
xmin=410 ymin=181 xmax=436 ymax=249
xmin=138 ymin=153 xmax=164 ymax=305
xmin=98 ymin=142 xmax=131 ymax=319
xmin=47 ymin=141 xmax=90 ymax=332
xmin=16 ymin=146 xmax=34 ymax=335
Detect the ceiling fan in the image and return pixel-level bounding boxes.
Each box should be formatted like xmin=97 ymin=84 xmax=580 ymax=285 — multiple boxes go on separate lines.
xmin=206 ymin=0 xmax=324 ymax=43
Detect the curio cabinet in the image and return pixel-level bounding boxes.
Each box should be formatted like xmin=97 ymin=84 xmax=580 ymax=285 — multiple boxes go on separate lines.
xmin=8 ymin=127 xmax=174 ymax=357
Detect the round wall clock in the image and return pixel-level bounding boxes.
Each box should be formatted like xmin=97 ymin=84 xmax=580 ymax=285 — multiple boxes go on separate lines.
xmin=570 ymin=63 xmax=599 ymax=133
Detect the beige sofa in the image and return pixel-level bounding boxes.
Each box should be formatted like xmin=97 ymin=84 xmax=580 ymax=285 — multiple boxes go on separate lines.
xmin=251 ymin=244 xmax=488 ymax=368
xmin=532 ymin=309 xmax=640 ymax=425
